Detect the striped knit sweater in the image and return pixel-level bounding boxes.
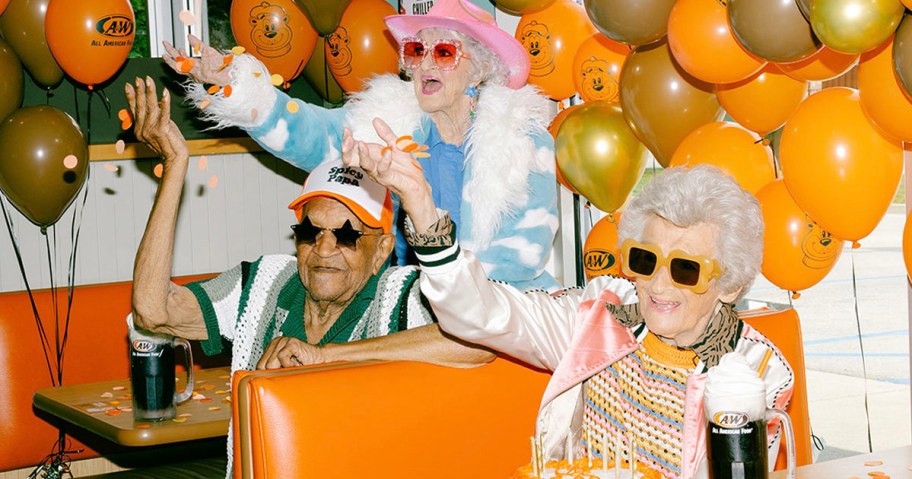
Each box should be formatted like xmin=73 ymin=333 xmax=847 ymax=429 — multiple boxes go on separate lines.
xmin=583 ymin=328 xmax=697 ymax=479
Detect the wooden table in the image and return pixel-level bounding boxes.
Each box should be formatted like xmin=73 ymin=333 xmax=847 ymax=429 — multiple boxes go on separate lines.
xmin=33 ymin=366 xmax=232 ymax=447
xmin=770 ymin=445 xmax=912 ymax=478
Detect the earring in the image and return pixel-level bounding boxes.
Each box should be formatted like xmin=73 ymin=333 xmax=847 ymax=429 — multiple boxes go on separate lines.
xmin=465 ymin=84 xmax=479 ymax=119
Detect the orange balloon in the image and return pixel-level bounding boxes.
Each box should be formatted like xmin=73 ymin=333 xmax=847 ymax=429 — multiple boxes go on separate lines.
xmin=517 ymin=0 xmax=596 ymax=100
xmin=584 ymin=212 xmax=623 ymax=280
xmin=666 ymin=0 xmax=767 ymax=84
xmin=715 ymin=66 xmax=808 ymax=136
xmin=669 ymin=121 xmax=775 ymax=195
xmin=775 ymin=45 xmax=858 ymax=81
xmin=45 ymin=0 xmax=134 ymax=88
xmin=0 ymin=0 xmax=8 ymax=16
xmin=571 ymin=34 xmax=628 ymax=103
xmin=230 ymin=0 xmax=318 ymax=85
xmin=779 ymin=87 xmax=903 ymax=241
xmin=548 ymin=104 xmax=582 ymax=193
xmin=326 ymin=0 xmax=398 ymax=93
xmin=858 ymin=36 xmax=912 ymax=142
xmin=757 ymin=179 xmax=844 ymax=293
xmin=904 ymin=209 xmax=912 ymax=281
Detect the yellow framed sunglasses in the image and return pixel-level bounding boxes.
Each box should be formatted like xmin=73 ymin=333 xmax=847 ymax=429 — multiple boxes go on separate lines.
xmin=620 ymin=239 xmax=724 ymax=294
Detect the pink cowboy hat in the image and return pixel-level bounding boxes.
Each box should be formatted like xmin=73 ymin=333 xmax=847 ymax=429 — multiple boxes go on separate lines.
xmin=385 ymin=0 xmax=530 ymax=89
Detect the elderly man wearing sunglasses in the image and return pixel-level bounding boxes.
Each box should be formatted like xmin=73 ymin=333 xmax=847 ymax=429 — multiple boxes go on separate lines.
xmin=128 ymin=78 xmax=492 ymax=380
xmin=345 ymin=135 xmax=795 ymax=479
xmin=161 ymin=0 xmax=559 ymax=293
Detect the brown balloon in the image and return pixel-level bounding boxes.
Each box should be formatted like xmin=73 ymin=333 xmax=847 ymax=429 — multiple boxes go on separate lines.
xmin=0 ymin=37 xmax=23 ymax=123
xmin=728 ymin=0 xmax=821 ymax=63
xmin=583 ymin=0 xmax=675 ymax=46
xmin=495 ymin=0 xmax=556 ymax=16
xmin=294 ymin=0 xmax=353 ymax=36
xmin=619 ymin=39 xmax=723 ymax=167
xmin=893 ymin=14 xmax=912 ymax=100
xmin=303 ymin=36 xmax=346 ymax=104
xmin=0 ymin=106 xmax=87 ymax=228
xmin=0 ymin=0 xmax=63 ymax=89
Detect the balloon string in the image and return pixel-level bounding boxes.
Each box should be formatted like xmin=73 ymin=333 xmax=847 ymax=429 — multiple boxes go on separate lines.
xmin=573 ymin=193 xmax=584 ymax=287
xmin=46 ymin=230 xmax=61 ymax=385
xmin=0 ymin=196 xmax=55 ymax=384
xmin=850 ymin=248 xmax=874 ymax=453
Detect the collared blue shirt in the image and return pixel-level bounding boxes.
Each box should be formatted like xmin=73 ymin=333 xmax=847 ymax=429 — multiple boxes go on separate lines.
xmin=392 ymin=123 xmax=466 ymax=266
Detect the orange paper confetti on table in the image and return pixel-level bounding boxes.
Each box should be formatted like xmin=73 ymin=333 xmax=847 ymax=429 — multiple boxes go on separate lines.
xmin=136 ymin=424 xmax=151 ymax=429
xmin=104 ymin=409 xmax=121 ymax=416
xmin=172 ymin=417 xmax=188 ymax=423
xmin=865 ymin=461 xmax=884 ymax=466
xmin=208 ymin=407 xmax=221 ymax=411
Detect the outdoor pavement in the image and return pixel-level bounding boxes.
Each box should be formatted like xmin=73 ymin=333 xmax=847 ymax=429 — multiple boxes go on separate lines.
xmin=745 ymin=205 xmax=911 ymax=462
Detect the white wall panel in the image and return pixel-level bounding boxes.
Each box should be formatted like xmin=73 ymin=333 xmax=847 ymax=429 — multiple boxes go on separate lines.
xmin=0 ymin=152 xmax=304 ymax=293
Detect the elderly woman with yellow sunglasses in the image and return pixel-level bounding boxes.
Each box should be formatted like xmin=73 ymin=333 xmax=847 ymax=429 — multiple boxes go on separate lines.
xmin=343 ymin=137 xmax=795 ymax=479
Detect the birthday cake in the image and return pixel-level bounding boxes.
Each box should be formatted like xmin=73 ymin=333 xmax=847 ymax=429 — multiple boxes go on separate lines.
xmin=510 ymin=458 xmax=664 ymax=479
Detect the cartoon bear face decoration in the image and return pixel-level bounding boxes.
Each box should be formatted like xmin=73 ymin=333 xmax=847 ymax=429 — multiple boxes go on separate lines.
xmin=579 ymin=56 xmax=619 ymax=102
xmin=519 ymin=21 xmax=554 ymax=77
xmin=248 ymin=1 xmax=293 ymax=58
xmin=325 ymin=27 xmax=353 ymax=76
xmin=801 ymin=220 xmax=841 ymax=269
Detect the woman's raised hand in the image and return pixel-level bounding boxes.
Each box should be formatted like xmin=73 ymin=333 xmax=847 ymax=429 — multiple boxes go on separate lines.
xmin=124 ymin=77 xmax=189 ymax=167
xmin=162 ymin=34 xmax=232 ymax=86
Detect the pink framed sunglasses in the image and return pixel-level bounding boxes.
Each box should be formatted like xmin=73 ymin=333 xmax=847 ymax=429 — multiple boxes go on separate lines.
xmin=399 ymin=37 xmax=469 ymax=71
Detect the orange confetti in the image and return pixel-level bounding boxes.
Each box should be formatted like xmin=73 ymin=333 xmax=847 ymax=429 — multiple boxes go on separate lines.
xmin=231 ymin=46 xmax=246 ymax=55
xmin=136 ymin=424 xmax=151 ymax=429
xmin=217 ymin=55 xmax=234 ymax=72
xmin=199 ymin=99 xmax=211 ymax=110
xmin=175 ymin=56 xmax=187 ymax=63
xmin=112 ymin=386 xmax=126 ymax=391
xmin=178 ymin=413 xmax=192 ymax=418
xmin=200 ymin=397 xmax=214 ymax=403
xmin=868 ymin=472 xmax=886 ymax=477
xmin=208 ymin=175 xmax=218 ymax=189
xmin=286 ymin=101 xmax=299 ymax=113
xmin=109 ymin=401 xmax=121 ymax=406
xmin=197 ymin=156 xmax=208 ymax=171
xmin=153 ymin=163 xmax=163 ymax=178
xmin=191 ymin=43 xmax=201 ymax=56
xmin=270 ymin=74 xmax=284 ymax=86
xmin=223 ymin=85 xmax=233 ymax=98
xmin=115 ymin=140 xmax=126 ymax=154
xmin=172 ymin=417 xmax=188 ymax=423
xmin=120 ymin=407 xmax=132 ymax=412
xmin=207 ymin=406 xmax=221 ymax=411
xmin=222 ymin=397 xmax=232 ymax=403
xmin=251 ymin=108 xmax=258 ymax=122
xmin=178 ymin=9 xmax=195 ymax=26
xmin=104 ymin=409 xmax=121 ymax=416
xmin=865 ymin=461 xmax=884 ymax=467
xmin=101 ymin=392 xmax=113 ymax=398
xmin=215 ymin=390 xmax=229 ymax=395
xmin=179 ymin=59 xmax=195 ymax=73
xmin=105 ymin=163 xmax=120 ymax=172
xmin=207 ymin=85 xmax=220 ymax=95
xmin=118 ymin=108 xmax=133 ymax=130
xmin=254 ymin=72 xmax=262 ymax=78
xmin=63 ymin=155 xmax=79 ymax=169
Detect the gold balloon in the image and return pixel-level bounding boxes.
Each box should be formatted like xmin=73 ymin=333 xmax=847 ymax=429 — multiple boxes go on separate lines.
xmin=894 ymin=14 xmax=912 ymax=100
xmin=810 ymin=0 xmax=904 ymax=54
xmin=555 ymin=101 xmax=648 ymax=213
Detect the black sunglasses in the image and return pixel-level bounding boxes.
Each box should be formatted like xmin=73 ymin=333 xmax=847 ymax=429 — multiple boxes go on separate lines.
xmin=291 ymin=217 xmax=381 ymax=249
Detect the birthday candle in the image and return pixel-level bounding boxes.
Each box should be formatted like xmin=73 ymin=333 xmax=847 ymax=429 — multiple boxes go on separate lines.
xmin=566 ymin=431 xmax=574 ymax=463
xmin=602 ymin=428 xmax=609 ymax=473
xmin=531 ymin=436 xmax=540 ymax=478
xmin=630 ymin=437 xmax=637 ymax=477
xmin=615 ymin=433 xmax=621 ymax=479
xmin=586 ymin=428 xmax=593 ymax=469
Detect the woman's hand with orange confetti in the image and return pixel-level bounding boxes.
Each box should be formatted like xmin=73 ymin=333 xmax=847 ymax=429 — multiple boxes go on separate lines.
xmin=161 ymin=34 xmax=232 ymax=87
xmin=124 ymin=76 xmax=189 ymax=172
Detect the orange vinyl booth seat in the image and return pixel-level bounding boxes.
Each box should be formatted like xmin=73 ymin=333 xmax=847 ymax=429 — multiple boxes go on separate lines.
xmin=231 ymin=307 xmax=812 ymax=478
xmin=232 ymin=357 xmax=552 ymax=479
xmin=0 ymin=274 xmax=219 ymax=472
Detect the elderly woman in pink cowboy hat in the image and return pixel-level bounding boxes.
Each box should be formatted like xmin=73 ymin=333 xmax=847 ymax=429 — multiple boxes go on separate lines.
xmin=162 ymin=0 xmax=559 ymax=292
